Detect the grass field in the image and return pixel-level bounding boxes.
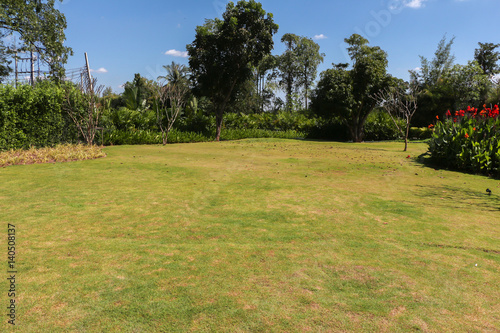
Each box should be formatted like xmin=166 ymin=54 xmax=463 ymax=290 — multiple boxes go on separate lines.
xmin=1 ymin=139 xmax=499 ymax=332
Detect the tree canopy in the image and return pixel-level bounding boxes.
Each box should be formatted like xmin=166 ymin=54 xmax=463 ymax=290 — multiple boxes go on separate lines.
xmin=311 ymin=34 xmax=391 ymax=142
xmin=276 ymin=33 xmax=324 ymax=111
xmin=474 ymin=42 xmax=500 ymax=77
xmin=187 ymin=0 xmax=278 ymax=141
xmin=0 ymin=0 xmax=72 ymax=79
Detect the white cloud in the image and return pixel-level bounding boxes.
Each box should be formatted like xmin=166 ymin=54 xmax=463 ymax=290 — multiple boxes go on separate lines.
xmin=313 ymin=34 xmax=327 ymax=40
xmin=90 ymin=67 xmax=108 ymax=74
xmin=389 ymin=0 xmax=428 ymax=10
xmin=165 ymin=49 xmax=188 ymax=58
xmin=405 ymin=0 xmax=427 ymax=8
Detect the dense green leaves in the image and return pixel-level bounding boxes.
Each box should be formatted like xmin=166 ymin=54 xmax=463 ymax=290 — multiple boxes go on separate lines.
xmin=474 ymin=42 xmax=500 ymax=76
xmin=0 ymin=0 xmax=72 ymax=79
xmin=409 ymin=36 xmax=498 ymax=127
xmin=187 ymin=0 xmax=278 ymax=141
xmin=311 ymin=34 xmax=391 ymax=142
xmin=429 ymin=106 xmax=500 ymax=177
xmin=276 ymin=34 xmax=324 ymax=111
xmin=0 ymin=81 xmax=79 ymax=150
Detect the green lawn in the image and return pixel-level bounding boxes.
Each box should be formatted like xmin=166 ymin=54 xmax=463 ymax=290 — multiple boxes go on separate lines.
xmin=1 ymin=139 xmax=499 ymax=332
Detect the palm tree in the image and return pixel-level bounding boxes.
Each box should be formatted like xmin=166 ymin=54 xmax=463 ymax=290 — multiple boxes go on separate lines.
xmin=157 ymin=61 xmax=189 ymax=88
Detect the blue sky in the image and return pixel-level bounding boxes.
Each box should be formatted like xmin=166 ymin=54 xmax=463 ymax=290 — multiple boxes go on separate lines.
xmin=56 ymin=0 xmax=499 ymax=93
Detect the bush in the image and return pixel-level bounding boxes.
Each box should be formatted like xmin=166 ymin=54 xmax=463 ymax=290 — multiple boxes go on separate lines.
xmin=101 ymin=128 xmax=304 ymax=146
xmin=220 ymin=128 xmax=305 ymax=141
xmin=306 ymin=117 xmax=350 ymax=141
xmin=0 ymin=82 xmax=80 ymax=150
xmin=306 ymin=110 xmax=403 ymax=142
xmin=102 ymin=129 xmax=212 ymax=145
xmin=364 ymin=110 xmax=403 ymax=141
xmin=222 ymin=111 xmax=316 ymax=133
xmin=429 ymin=105 xmax=500 ymax=177
xmin=409 ymin=127 xmax=433 ymax=140
xmin=100 ymin=107 xmax=157 ymax=132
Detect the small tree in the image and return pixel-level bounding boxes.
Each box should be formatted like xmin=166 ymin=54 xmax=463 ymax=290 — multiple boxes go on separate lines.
xmin=63 ymin=76 xmax=104 ymax=146
xmin=372 ymin=83 xmax=419 ymax=151
xmin=155 ymin=83 xmax=188 ymax=145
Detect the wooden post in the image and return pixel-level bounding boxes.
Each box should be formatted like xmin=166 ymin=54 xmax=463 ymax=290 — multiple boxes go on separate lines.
xmin=85 ymin=52 xmax=93 ymax=91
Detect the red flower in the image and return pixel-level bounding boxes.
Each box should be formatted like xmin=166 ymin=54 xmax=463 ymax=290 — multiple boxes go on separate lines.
xmin=446 ymin=110 xmax=452 ymax=117
xmin=428 ymin=124 xmax=434 ymax=129
xmin=453 ymin=118 xmax=457 ymax=123
xmin=465 ymin=133 xmax=469 ymax=139
xmin=436 ymin=115 xmax=440 ymax=120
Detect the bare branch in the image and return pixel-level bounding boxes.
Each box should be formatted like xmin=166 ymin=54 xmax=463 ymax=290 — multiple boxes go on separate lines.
xmin=371 ymin=84 xmax=419 ymax=151
xmin=63 ymin=76 xmax=104 ymax=146
xmin=155 ymin=83 xmax=189 ymax=145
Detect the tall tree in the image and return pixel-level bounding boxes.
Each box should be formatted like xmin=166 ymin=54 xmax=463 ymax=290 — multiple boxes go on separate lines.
xmin=255 ymin=54 xmax=277 ymax=113
xmin=474 ymin=42 xmax=500 ymax=77
xmin=409 ymin=35 xmax=456 ymax=126
xmin=278 ymin=33 xmax=300 ymax=112
xmin=410 ymin=35 xmax=455 ymax=89
xmin=295 ymin=37 xmax=324 ymax=110
xmin=276 ymin=34 xmax=324 ymax=111
xmin=443 ymin=61 xmax=490 ymax=109
xmin=0 ymin=0 xmax=73 ymax=79
xmin=311 ymin=34 xmax=391 ymax=142
xmin=187 ymin=0 xmax=278 ymax=141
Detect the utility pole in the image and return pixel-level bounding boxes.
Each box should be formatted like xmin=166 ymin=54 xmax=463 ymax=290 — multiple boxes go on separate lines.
xmin=85 ymin=52 xmax=93 ymax=91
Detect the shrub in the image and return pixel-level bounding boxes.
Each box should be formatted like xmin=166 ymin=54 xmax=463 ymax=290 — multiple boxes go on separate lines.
xmin=0 ymin=82 xmax=80 ymax=150
xmin=429 ymin=105 xmax=500 ymax=177
xmin=306 ymin=117 xmax=350 ymax=141
xmin=220 ymin=128 xmax=305 ymax=141
xmin=364 ymin=110 xmax=403 ymax=141
xmin=408 ymin=127 xmax=433 ymax=140
xmin=100 ymin=107 xmax=157 ymax=131
xmin=306 ymin=111 xmax=403 ymax=142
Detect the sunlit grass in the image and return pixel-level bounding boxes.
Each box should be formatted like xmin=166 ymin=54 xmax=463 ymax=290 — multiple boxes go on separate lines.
xmin=0 ymin=139 xmax=498 ymax=332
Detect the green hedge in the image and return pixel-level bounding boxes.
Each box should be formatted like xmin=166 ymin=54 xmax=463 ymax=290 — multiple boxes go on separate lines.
xmin=101 ymin=128 xmax=305 ymax=146
xmin=0 ymin=82 xmax=79 ymax=150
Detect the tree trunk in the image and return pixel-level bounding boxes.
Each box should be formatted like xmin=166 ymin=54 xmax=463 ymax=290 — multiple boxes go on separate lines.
xmin=349 ymin=118 xmax=365 ymax=143
xmin=215 ymin=110 xmax=223 ymax=142
xmin=404 ymin=122 xmax=410 ymax=152
xmin=163 ymin=130 xmax=168 ymax=145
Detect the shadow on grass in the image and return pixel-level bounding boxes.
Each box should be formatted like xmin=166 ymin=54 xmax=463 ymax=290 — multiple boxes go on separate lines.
xmin=416 ymin=150 xmax=500 ymax=181
xmin=414 ymin=183 xmax=500 ymax=212
xmin=410 ymin=241 xmax=500 ymax=254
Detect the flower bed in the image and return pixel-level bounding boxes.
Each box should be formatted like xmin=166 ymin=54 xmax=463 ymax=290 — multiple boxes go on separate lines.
xmin=428 ymin=105 xmax=500 ymax=177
